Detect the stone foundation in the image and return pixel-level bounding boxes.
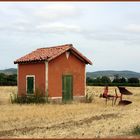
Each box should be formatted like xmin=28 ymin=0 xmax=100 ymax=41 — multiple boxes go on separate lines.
xmin=48 ymin=96 xmax=86 ymax=104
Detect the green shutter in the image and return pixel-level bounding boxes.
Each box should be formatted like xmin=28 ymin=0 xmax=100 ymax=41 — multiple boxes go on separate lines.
xmin=62 ymin=75 xmax=73 ymax=101
xmin=27 ymin=77 xmax=34 ymax=94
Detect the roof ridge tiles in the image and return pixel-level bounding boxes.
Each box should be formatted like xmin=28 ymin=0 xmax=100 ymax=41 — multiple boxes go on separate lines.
xmin=37 ymin=44 xmax=73 ymax=50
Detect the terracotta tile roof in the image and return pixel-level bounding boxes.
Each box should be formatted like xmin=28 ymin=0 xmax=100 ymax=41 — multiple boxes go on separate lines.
xmin=14 ymin=44 xmax=92 ymax=65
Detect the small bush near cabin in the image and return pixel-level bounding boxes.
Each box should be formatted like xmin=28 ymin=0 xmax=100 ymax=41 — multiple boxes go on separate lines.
xmin=85 ymin=93 xmax=94 ymax=103
xmin=10 ymin=90 xmax=48 ymax=104
xmin=131 ymin=125 xmax=140 ymax=135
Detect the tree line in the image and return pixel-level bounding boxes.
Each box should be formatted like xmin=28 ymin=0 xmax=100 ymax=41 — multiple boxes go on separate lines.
xmin=86 ymin=75 xmax=140 ymax=87
xmin=0 ymin=73 xmax=17 ymax=86
xmin=0 ymin=72 xmax=140 ymax=87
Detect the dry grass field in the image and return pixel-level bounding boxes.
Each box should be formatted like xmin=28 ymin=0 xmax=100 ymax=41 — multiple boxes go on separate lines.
xmin=0 ymin=86 xmax=140 ymax=138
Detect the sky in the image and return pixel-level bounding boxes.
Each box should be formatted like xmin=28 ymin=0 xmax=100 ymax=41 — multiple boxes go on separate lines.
xmin=0 ymin=2 xmax=140 ymax=72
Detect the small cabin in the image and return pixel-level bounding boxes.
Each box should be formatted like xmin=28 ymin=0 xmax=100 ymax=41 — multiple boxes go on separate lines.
xmin=14 ymin=44 xmax=92 ymax=102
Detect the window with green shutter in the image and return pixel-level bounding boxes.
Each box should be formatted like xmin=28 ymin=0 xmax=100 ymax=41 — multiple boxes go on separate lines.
xmin=26 ymin=76 xmax=35 ymax=94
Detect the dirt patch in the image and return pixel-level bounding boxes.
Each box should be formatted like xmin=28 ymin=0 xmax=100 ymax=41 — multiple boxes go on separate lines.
xmin=0 ymin=113 xmax=118 ymax=137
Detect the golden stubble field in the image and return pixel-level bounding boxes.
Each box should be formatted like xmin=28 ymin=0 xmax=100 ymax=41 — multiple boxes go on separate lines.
xmin=0 ymin=86 xmax=140 ymax=138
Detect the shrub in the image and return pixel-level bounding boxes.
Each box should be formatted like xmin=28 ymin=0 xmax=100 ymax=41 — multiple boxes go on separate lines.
xmin=10 ymin=91 xmax=18 ymax=104
xmin=10 ymin=90 xmax=48 ymax=104
xmin=86 ymin=93 xmax=94 ymax=103
xmin=132 ymin=125 xmax=140 ymax=135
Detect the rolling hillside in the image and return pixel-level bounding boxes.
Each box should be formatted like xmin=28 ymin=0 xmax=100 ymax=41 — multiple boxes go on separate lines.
xmin=0 ymin=68 xmax=140 ymax=79
xmin=0 ymin=68 xmax=17 ymax=75
xmin=86 ymin=70 xmax=140 ymax=79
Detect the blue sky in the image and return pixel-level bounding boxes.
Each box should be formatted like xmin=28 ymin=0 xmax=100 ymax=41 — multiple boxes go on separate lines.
xmin=0 ymin=2 xmax=140 ymax=72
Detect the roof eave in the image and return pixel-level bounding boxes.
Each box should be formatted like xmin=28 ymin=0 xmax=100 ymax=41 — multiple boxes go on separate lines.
xmin=14 ymin=59 xmax=46 ymax=64
xmin=87 ymin=61 xmax=93 ymax=65
xmin=70 ymin=47 xmax=93 ymax=65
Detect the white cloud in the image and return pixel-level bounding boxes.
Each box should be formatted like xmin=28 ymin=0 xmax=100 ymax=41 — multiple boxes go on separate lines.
xmin=36 ymin=23 xmax=81 ymax=33
xmin=125 ymin=24 xmax=140 ymax=33
xmin=35 ymin=4 xmax=81 ymax=21
xmin=0 ymin=21 xmax=81 ymax=35
xmin=0 ymin=3 xmax=82 ymax=34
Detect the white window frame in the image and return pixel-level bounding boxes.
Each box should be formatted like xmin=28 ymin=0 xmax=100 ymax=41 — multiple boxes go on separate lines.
xmin=26 ymin=75 xmax=35 ymax=95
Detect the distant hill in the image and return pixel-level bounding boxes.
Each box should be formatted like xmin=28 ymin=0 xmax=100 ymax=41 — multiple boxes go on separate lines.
xmin=0 ymin=68 xmax=17 ymax=75
xmin=1 ymin=68 xmax=140 ymax=79
xmin=86 ymin=70 xmax=140 ymax=79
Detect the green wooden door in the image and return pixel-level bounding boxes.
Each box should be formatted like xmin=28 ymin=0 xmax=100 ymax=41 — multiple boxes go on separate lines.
xmin=62 ymin=75 xmax=73 ymax=101
xmin=27 ymin=77 xmax=34 ymax=94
